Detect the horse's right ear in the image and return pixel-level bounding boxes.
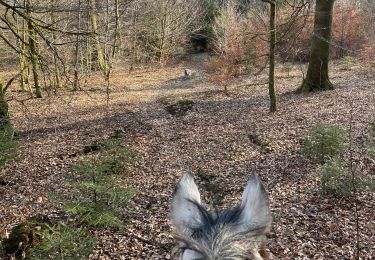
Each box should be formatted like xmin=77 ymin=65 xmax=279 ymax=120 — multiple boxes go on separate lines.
xmin=236 ymin=173 xmax=271 ymax=233
xmin=171 ymin=174 xmax=203 ymax=234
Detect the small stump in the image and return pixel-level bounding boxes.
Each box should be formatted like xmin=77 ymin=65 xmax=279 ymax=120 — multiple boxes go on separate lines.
xmin=3 ymin=217 xmax=52 ymax=257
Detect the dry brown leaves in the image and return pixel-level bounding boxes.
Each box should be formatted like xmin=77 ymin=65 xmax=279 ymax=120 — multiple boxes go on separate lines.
xmin=0 ymin=57 xmax=375 ymax=259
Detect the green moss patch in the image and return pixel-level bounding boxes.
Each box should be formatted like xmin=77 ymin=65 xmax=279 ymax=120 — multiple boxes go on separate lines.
xmin=165 ymin=99 xmax=195 ymax=116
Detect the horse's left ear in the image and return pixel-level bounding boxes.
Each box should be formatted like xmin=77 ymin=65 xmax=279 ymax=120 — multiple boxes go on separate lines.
xmin=236 ymin=174 xmax=271 ymax=233
xmin=171 ymin=173 xmax=203 ymax=235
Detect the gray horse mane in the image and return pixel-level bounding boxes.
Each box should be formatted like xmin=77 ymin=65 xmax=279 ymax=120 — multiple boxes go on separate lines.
xmin=173 ymin=199 xmax=268 ymax=259
xmin=171 ymin=173 xmax=271 ymax=260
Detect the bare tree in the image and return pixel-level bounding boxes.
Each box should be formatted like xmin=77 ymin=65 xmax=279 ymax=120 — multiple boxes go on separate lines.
xmin=129 ymin=0 xmax=205 ymax=65
xmin=14 ymin=2 xmax=31 ymax=94
xmin=88 ymin=0 xmax=107 ymax=74
xmin=73 ymin=0 xmax=82 ymax=91
xmin=298 ymin=0 xmax=336 ymax=92
xmin=0 ymin=0 xmax=87 ymax=96
xmin=49 ymin=0 xmax=62 ymax=89
xmin=25 ymin=0 xmax=42 ymax=97
xmin=262 ymin=0 xmax=277 ymax=112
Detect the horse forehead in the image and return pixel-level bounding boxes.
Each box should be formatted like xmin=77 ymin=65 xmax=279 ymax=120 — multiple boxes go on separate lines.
xmin=206 ymin=208 xmax=237 ymax=224
xmin=196 ymin=210 xmax=240 ymax=239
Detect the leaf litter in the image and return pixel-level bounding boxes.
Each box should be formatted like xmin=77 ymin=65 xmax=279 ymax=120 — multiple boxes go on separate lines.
xmin=0 ymin=59 xmax=375 ymax=259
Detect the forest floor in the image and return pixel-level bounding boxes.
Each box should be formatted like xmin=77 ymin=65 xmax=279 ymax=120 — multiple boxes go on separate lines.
xmin=1 ymin=55 xmax=375 ymax=259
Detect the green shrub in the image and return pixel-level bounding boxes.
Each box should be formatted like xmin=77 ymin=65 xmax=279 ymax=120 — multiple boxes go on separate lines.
xmin=317 ymin=159 xmax=354 ymax=197
xmin=28 ymin=224 xmax=95 ymax=260
xmin=0 ymin=87 xmax=9 ymax=127
xmin=368 ymin=121 xmax=375 ymax=156
xmin=64 ymin=138 xmax=136 ymax=229
xmin=0 ymin=124 xmax=19 ymax=167
xmin=65 ymin=175 xmax=135 ymax=229
xmin=283 ymin=62 xmax=293 ymax=77
xmin=341 ymin=55 xmax=354 ymax=70
xmin=303 ymin=124 xmax=348 ymax=161
xmin=305 ymin=123 xmax=375 ymax=198
xmin=317 ymin=159 xmax=374 ymax=198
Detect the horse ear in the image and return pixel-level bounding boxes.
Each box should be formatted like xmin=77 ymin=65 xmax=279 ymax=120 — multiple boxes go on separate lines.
xmin=171 ymin=174 xmax=203 ymax=234
xmin=236 ymin=174 xmax=271 ymax=233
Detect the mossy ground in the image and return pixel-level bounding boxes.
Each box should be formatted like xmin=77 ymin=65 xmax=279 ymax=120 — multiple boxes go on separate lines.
xmin=165 ymin=99 xmax=195 ymax=116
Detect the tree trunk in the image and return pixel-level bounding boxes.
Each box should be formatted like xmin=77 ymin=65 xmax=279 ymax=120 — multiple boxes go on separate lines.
xmin=159 ymin=2 xmax=168 ymax=65
xmin=86 ymin=33 xmax=92 ymax=71
xmin=268 ymin=1 xmax=277 ymax=112
xmin=73 ymin=0 xmax=82 ymax=91
xmin=26 ymin=0 xmax=42 ymax=98
xmin=129 ymin=4 xmax=138 ymax=71
xmin=0 ymin=84 xmax=9 ymax=129
xmin=50 ymin=0 xmax=62 ymax=89
xmin=16 ymin=13 xmax=30 ymax=93
xmin=89 ymin=0 xmax=107 ymax=74
xmin=298 ymin=0 xmax=335 ymax=92
xmin=113 ymin=0 xmax=122 ymax=58
xmin=112 ymin=0 xmax=121 ymax=59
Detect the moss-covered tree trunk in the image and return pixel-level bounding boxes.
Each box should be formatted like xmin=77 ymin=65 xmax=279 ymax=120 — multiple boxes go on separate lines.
xmin=50 ymin=1 xmax=62 ymax=89
xmin=268 ymin=1 xmax=277 ymax=112
xmin=26 ymin=0 xmax=42 ymax=98
xmin=0 ymin=85 xmax=9 ymax=130
xmin=89 ymin=0 xmax=107 ymax=74
xmin=16 ymin=13 xmax=31 ymax=94
xmin=298 ymin=0 xmax=335 ymax=92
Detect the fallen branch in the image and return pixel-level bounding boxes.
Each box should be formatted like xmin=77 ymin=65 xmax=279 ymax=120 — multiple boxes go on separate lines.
xmin=236 ymin=81 xmax=269 ymax=88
